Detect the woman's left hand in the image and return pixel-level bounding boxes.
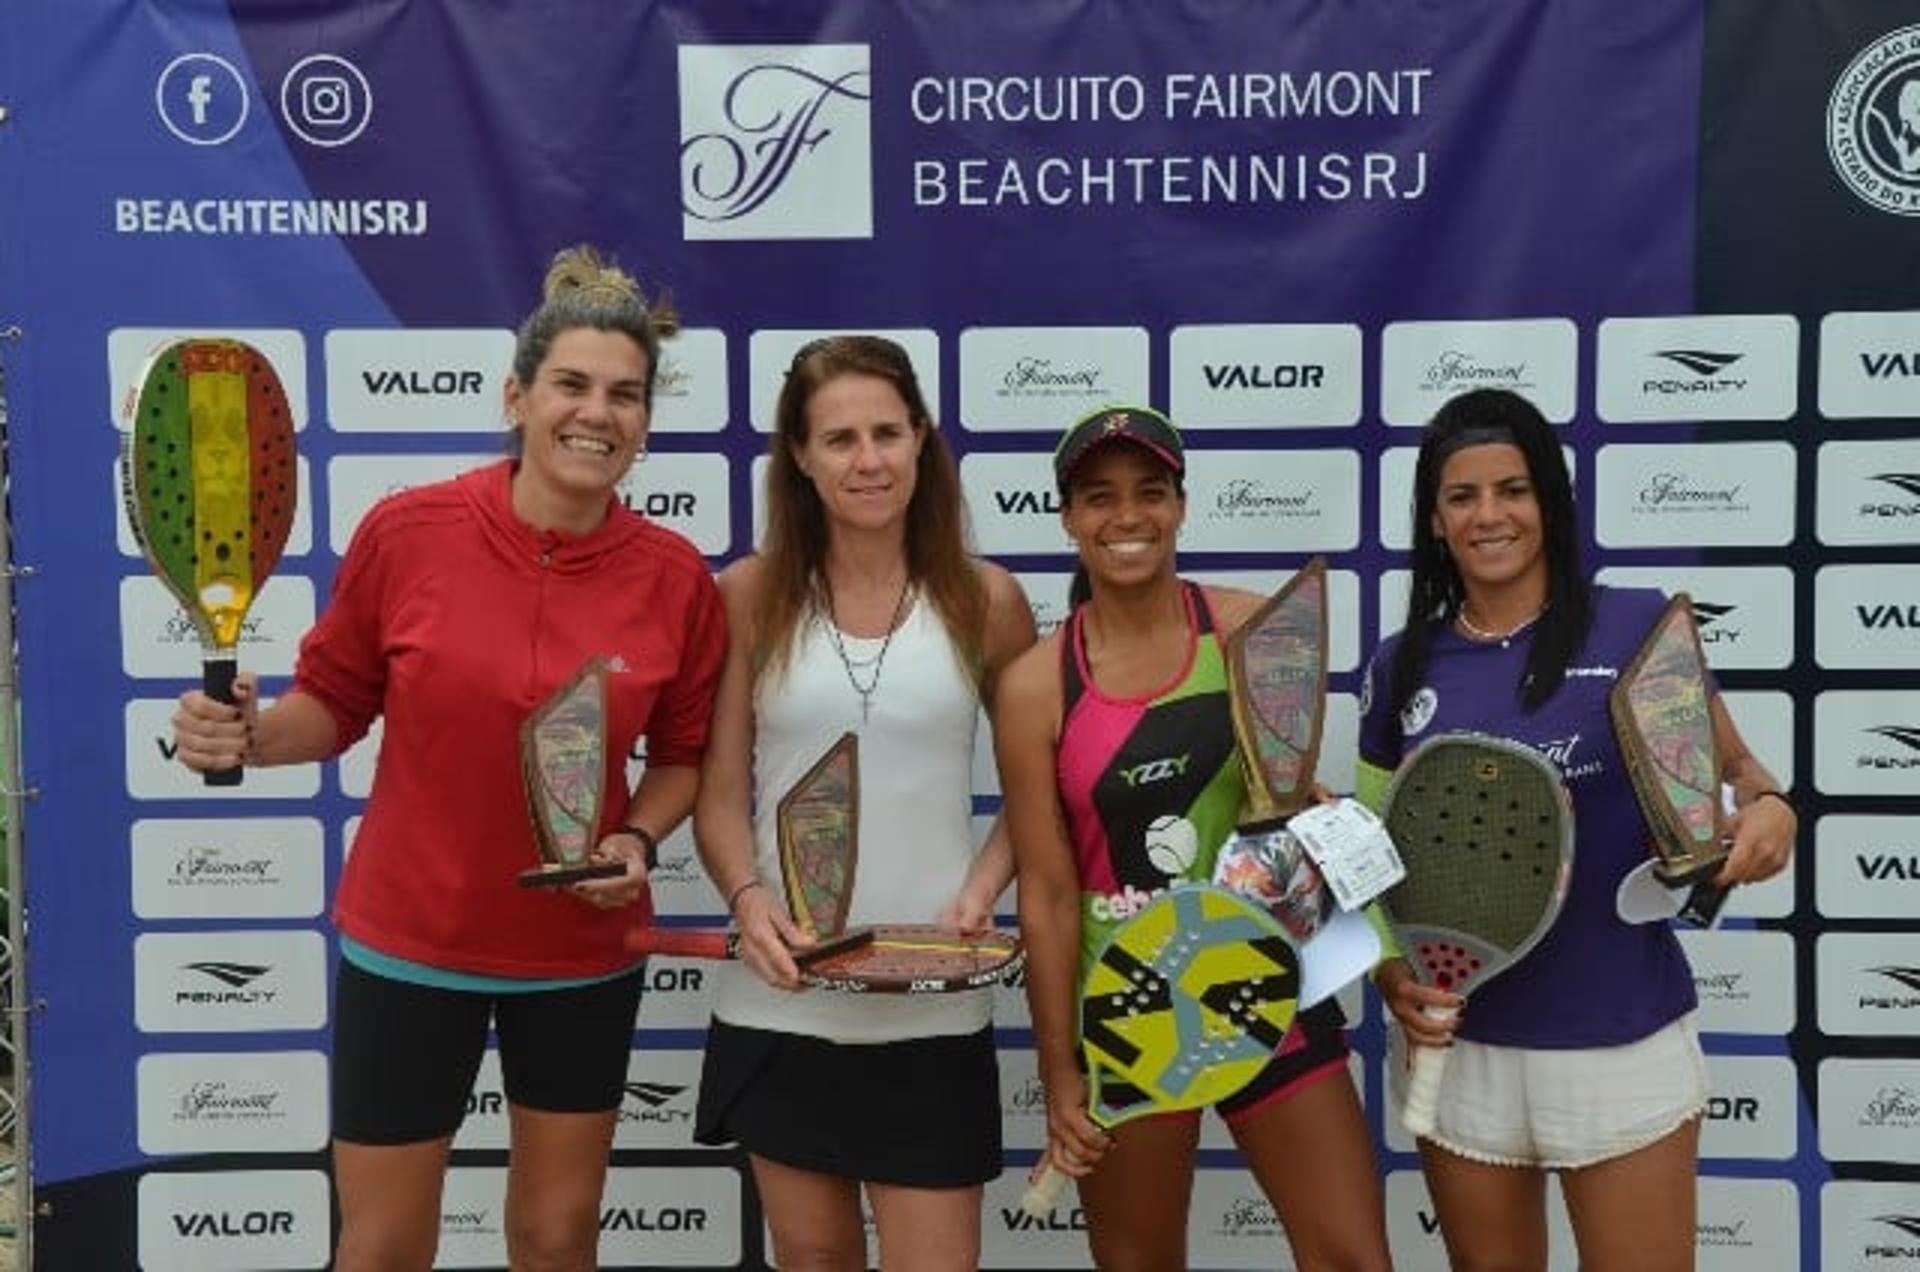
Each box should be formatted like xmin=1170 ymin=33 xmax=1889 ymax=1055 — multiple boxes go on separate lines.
xmin=1716 ymin=795 xmax=1796 ymax=887
xmin=570 ymin=832 xmax=651 ymax=909
xmin=936 ymin=887 xmax=995 ymax=935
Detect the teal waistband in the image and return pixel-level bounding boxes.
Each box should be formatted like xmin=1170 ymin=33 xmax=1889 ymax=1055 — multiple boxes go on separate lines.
xmin=340 ymin=937 xmax=635 ymax=994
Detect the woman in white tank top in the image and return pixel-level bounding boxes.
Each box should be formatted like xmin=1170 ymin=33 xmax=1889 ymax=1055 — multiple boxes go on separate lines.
xmin=691 ymin=336 xmax=1035 ymax=1270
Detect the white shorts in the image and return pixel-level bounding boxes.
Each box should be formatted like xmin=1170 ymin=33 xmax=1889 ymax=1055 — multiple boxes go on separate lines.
xmin=1387 ymin=1013 xmax=1707 ymax=1169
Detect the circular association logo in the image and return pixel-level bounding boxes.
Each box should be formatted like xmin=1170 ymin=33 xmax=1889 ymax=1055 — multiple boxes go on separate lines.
xmin=1399 ymin=686 xmax=1439 ymax=737
xmin=1827 ymin=23 xmax=1920 ymax=217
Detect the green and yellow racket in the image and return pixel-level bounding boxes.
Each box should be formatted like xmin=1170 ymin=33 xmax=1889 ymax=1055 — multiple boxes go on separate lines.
xmin=121 ymin=338 xmax=297 ymax=785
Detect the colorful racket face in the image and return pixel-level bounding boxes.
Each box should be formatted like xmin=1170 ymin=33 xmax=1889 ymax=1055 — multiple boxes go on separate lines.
xmin=1378 ymin=732 xmax=1573 ymax=997
xmin=1079 ymin=885 xmax=1300 ymax=1125
xmin=1611 ymin=594 xmax=1728 ymax=886
xmin=1225 ymin=558 xmax=1329 ymax=824
xmin=123 ymin=338 xmax=296 ymax=652
xmin=777 ymin=732 xmax=859 ymax=938
xmin=518 ymin=657 xmax=610 ymax=883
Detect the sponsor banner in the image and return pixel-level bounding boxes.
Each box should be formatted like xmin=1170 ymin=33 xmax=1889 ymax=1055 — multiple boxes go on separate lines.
xmin=1011 ymin=571 xmax=1074 ymax=638
xmin=327 ymin=452 xmax=494 ymax=552
xmin=1814 ymin=563 xmax=1920 ymax=670
xmin=1821 ymin=1180 xmax=1920 ymax=1270
xmin=1592 ymin=566 xmax=1795 ymax=670
xmin=1188 ymin=1168 xmax=1296 ymax=1269
xmin=137 ymin=1169 xmax=331 ymax=1271
xmin=126 ymin=698 xmax=321 ymax=801
xmin=1814 ymin=690 xmax=1920 ymax=796
xmin=1820 ymin=1058 xmax=1920 ymax=1165
xmin=981 ymin=1167 xmax=1090 ymax=1268
xmin=1818 ymin=931 xmax=1920 ymax=1037
xmin=1677 ymin=929 xmax=1796 ymax=1035
xmin=336 ymin=719 xmax=381 ymax=799
xmin=959 ymin=326 xmax=1149 ymax=429
xmin=998 ymin=1049 xmax=1049 ymax=1152
xmin=678 ymin=43 xmax=873 ymax=241
xmin=116 ymin=456 xmax=315 ymax=560
xmin=1378 ymin=568 xmax=1411 ymax=638
xmin=613 ymin=1051 xmax=708 ymax=1150
xmin=1816 ymin=814 xmax=1920 ymax=919
xmin=1719 ymin=691 xmax=1794 ymax=793
xmin=650 ymin=328 xmax=731 ymax=434
xmin=964 ymin=452 xmax=1066 ymax=554
xmin=120 ymin=575 xmax=315 ymax=680
xmin=451 ymin=1053 xmax=512 ymax=1150
xmin=1594 ymin=313 xmax=1799 ymax=422
xmin=1816 ymin=438 xmax=1920 ymax=547
xmin=136 ymin=1051 xmax=328 ymax=1155
xmin=634 ymin=956 xmax=720 ymax=1030
xmin=1819 ymin=310 xmax=1920 ymax=419
xmin=747 ymin=328 xmax=939 ymax=432
xmin=1700 ymin=1054 xmax=1799 ymax=1161
xmin=647 ymin=823 xmax=724 ymax=919
xmin=134 ymin=930 xmax=329 ymax=1034
xmin=1695 ymin=1177 xmax=1799 ymax=1272
xmin=1188 ymin=567 xmax=1362 ymax=672
xmin=598 ymin=1167 xmax=743 ymax=1267
xmin=1169 ymin=323 xmax=1363 ymax=429
xmin=1379 ymin=318 xmax=1578 ymax=426
xmin=1185 ymin=448 xmax=1362 ymax=553
xmin=323 ymin=328 xmax=513 ymax=432
xmin=108 ymin=327 xmax=311 ymax=431
xmin=437 ymin=1167 xmax=510 ymax=1268
xmin=1594 ymin=442 xmax=1796 ymax=548
xmin=131 ymin=817 xmax=326 ymax=920
xmin=616 ymin=451 xmax=732 ymax=555
xmin=1384 ymin=1170 xmax=1578 ymax=1270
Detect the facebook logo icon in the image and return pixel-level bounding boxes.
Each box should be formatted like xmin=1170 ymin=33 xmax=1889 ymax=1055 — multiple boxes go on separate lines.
xmin=156 ymin=52 xmax=248 ymax=145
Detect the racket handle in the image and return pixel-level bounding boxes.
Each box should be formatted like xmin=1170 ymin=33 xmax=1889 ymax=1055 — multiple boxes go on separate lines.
xmin=1020 ymin=1160 xmax=1070 ymax=1219
xmin=623 ymin=926 xmax=737 ymax=960
xmin=1678 ymin=880 xmax=1731 ymax=929
xmin=203 ymin=657 xmax=242 ymax=787
xmin=1401 ymin=1004 xmax=1457 ymax=1139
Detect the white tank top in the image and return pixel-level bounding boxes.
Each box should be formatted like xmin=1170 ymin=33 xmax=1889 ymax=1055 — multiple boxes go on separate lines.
xmin=711 ymin=593 xmax=993 ymax=1042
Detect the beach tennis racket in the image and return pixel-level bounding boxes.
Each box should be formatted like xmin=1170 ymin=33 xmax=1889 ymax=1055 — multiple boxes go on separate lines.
xmin=1612 ymin=594 xmax=1732 ymax=925
xmin=1021 ymin=885 xmax=1300 ymax=1217
xmin=1219 ymin=558 xmax=1332 ymax=941
xmin=121 ymin=337 xmax=296 ymax=786
xmin=1378 ymin=732 xmax=1572 ymax=1138
xmin=623 ymin=922 xmax=1023 ymax=993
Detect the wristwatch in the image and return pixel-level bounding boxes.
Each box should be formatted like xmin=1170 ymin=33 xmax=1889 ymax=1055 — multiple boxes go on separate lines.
xmin=613 ymin=824 xmax=660 ymax=872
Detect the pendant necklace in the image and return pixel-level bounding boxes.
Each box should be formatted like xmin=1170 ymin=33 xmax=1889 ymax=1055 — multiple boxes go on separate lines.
xmin=821 ymin=571 xmax=913 ymax=723
xmin=1456 ymin=601 xmax=1546 ymax=649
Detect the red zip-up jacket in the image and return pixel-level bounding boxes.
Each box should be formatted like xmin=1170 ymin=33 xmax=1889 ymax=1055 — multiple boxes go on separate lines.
xmin=294 ymin=461 xmax=725 ymax=977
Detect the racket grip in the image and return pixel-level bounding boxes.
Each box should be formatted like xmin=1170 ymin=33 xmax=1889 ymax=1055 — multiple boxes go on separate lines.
xmin=1020 ymin=1160 xmax=1070 ymax=1219
xmin=623 ymin=927 xmax=737 ymax=960
xmin=1401 ymin=1004 xmax=1457 ymax=1139
xmin=203 ymin=658 xmax=242 ymax=787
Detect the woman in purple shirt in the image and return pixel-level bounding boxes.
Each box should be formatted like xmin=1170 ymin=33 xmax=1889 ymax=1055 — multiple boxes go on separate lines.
xmin=1358 ymin=389 xmax=1796 ymax=1272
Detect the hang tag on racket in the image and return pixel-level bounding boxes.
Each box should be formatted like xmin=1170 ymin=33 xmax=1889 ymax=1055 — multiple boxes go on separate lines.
xmin=1288 ymin=798 xmax=1405 ymax=911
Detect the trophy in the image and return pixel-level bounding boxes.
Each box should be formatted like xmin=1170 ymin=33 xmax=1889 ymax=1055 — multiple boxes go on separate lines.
xmin=517 ymin=657 xmax=626 ymax=887
xmin=777 ymin=732 xmax=860 ymax=939
xmin=1214 ymin=559 xmax=1332 ymax=940
xmin=1611 ymin=594 xmax=1731 ymax=893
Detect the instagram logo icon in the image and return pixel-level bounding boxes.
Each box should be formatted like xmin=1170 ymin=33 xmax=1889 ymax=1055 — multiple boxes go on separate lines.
xmin=279 ymin=53 xmax=372 ymax=147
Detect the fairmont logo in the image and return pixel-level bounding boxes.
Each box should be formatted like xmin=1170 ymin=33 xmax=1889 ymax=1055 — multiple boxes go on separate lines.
xmin=162 ymin=611 xmax=266 ymax=646
xmin=652 ymin=361 xmax=692 ymax=397
xmin=1862 ymin=1085 xmax=1920 ymax=1129
xmin=172 ymin=846 xmax=275 ymax=885
xmin=1534 ymin=734 xmax=1602 ymax=780
xmin=176 ymin=1080 xmax=281 ymax=1121
xmin=1215 ymin=1196 xmax=1283 ymax=1236
xmin=999 ymin=357 xmax=1103 ymax=396
xmin=1422 ymin=349 xmax=1527 ymax=392
xmin=1643 ymin=348 xmax=1749 ymax=395
xmin=1202 ymin=362 xmax=1327 ymax=391
xmin=1007 ymin=1074 xmax=1048 ymax=1113
xmin=359 ymin=368 xmax=484 ymax=396
xmin=1212 ymin=478 xmax=1316 ymax=518
xmin=1860 ymin=726 xmax=1920 ymax=770
xmin=1637 ymin=473 xmax=1747 ymax=510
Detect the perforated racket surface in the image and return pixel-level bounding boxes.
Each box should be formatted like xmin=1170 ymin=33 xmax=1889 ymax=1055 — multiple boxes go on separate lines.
xmin=1379 ymin=732 xmax=1572 ymax=1134
xmin=624 ymin=923 xmax=1023 ymax=993
xmin=123 ymin=337 xmax=296 ymax=785
xmin=1611 ymin=595 xmax=1728 ymax=889
xmin=1022 ymin=885 xmax=1300 ymax=1216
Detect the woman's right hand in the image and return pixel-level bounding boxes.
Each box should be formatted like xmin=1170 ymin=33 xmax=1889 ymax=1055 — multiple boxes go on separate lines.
xmin=170 ymin=672 xmax=260 ymax=772
xmin=1040 ymin=1063 xmax=1112 ymax=1179
xmin=1375 ymin=957 xmax=1463 ymax=1047
xmin=731 ymin=883 xmax=810 ymax=992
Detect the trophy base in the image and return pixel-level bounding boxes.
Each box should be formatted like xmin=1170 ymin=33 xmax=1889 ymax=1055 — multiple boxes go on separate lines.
xmin=517 ymin=860 xmax=627 ymax=888
xmin=1650 ymin=849 xmax=1729 ymax=889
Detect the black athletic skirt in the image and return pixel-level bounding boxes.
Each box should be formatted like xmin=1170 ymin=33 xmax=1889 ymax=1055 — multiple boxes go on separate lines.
xmin=696 ymin=1017 xmax=1001 ymax=1188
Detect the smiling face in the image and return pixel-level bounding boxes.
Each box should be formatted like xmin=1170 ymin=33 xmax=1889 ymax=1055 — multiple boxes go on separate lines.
xmin=792 ymin=372 xmax=926 ymax=535
xmin=505 ymin=326 xmax=651 ymax=529
xmin=1062 ymin=442 xmax=1185 ymax=590
xmin=1430 ymin=441 xmax=1547 ymax=600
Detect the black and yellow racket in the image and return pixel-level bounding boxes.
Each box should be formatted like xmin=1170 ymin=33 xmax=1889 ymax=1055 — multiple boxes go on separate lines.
xmin=121 ymin=338 xmax=296 ymax=785
xmin=1378 ymin=732 xmax=1573 ymax=1137
xmin=1020 ymin=885 xmax=1300 ymax=1216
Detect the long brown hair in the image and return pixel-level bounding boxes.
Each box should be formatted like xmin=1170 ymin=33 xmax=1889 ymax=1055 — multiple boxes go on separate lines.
xmin=755 ymin=336 xmax=985 ymax=682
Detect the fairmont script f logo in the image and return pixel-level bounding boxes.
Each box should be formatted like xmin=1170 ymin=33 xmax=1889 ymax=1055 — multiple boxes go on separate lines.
xmin=679 ymin=45 xmax=873 ymax=240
